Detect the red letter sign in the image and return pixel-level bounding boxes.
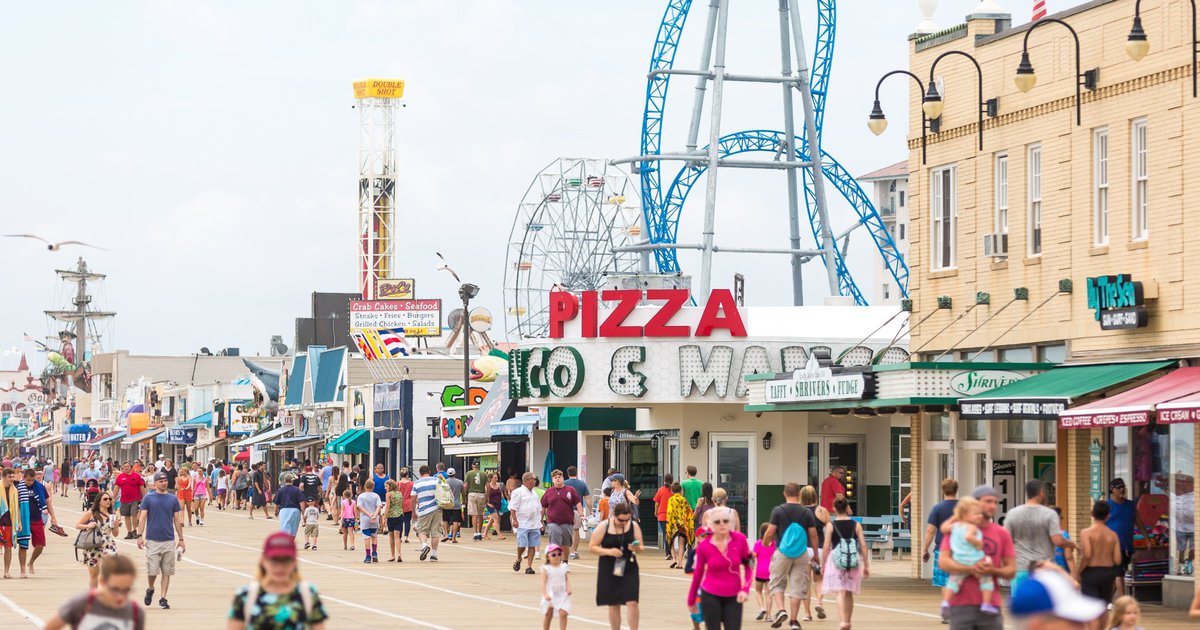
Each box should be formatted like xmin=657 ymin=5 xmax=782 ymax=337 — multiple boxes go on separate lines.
xmin=642 ymin=289 xmax=691 ymax=337
xmin=549 ymin=292 xmax=579 ymax=338
xmin=581 ymin=291 xmax=599 ymax=338
xmin=695 ymin=289 xmax=747 ymax=337
xmin=598 ymin=290 xmax=643 ymax=337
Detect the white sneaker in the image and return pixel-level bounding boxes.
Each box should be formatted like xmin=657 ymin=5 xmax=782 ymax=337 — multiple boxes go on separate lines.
xmin=570 ymin=552 xmax=580 ymax=559
xmin=534 ymin=552 xmax=541 ymax=559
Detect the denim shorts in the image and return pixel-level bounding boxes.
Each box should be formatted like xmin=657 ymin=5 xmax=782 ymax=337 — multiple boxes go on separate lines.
xmin=516 ymin=527 xmax=541 ymax=549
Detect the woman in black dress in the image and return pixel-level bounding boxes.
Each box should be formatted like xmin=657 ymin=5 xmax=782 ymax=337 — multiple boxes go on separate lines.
xmin=589 ymin=501 xmax=644 ymax=630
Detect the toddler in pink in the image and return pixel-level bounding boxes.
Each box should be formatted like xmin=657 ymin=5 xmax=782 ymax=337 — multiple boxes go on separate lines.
xmin=752 ymin=524 xmax=776 ymax=622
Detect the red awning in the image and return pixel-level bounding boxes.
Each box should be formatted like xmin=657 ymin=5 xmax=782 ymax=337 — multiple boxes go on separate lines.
xmin=234 ymin=450 xmax=250 ymax=462
xmin=1156 ymin=385 xmax=1200 ymax=424
xmin=1059 ymin=366 xmax=1200 ymax=429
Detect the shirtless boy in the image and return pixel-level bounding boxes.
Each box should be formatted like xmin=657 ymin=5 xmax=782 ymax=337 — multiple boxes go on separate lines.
xmin=1077 ymin=501 xmax=1122 ymax=629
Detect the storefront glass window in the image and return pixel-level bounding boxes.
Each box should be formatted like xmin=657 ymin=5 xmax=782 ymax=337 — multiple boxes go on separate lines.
xmin=1037 ymin=344 xmax=1066 ymax=364
xmin=1169 ymin=423 xmax=1194 ymax=576
xmin=929 ymin=414 xmax=951 ymax=442
xmin=1006 ymin=420 xmax=1042 ymax=444
xmin=998 ymin=347 xmax=1035 ymax=363
xmin=1040 ymin=420 xmax=1057 ymax=444
xmin=960 ymin=350 xmax=994 ymax=362
xmin=807 ymin=442 xmax=821 ymax=488
xmin=959 ymin=419 xmax=988 ymax=442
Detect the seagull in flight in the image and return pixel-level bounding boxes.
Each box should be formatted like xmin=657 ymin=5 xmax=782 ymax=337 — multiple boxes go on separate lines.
xmin=4 ymin=234 xmax=105 ymax=251
xmin=435 ymin=252 xmax=462 ymax=283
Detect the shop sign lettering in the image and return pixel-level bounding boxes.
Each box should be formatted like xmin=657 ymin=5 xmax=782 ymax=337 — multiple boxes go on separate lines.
xmin=440 ymin=384 xmax=487 ymax=408
xmin=548 ymin=289 xmax=747 ymax=339
xmin=764 ymin=355 xmax=867 ymax=403
xmin=960 ymin=399 xmax=1066 ymax=420
xmin=1086 ymin=275 xmax=1148 ymax=330
xmin=440 ymin=413 xmax=473 ymax=439
xmin=949 ymin=370 xmax=1024 ymax=396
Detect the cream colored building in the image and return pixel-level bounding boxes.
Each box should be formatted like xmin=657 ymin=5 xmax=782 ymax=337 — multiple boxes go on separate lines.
xmin=900 ymin=0 xmax=1200 ymax=604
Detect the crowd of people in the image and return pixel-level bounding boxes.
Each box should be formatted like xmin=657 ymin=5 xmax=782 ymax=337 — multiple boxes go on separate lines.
xmin=11 ymin=449 xmax=1200 ymax=629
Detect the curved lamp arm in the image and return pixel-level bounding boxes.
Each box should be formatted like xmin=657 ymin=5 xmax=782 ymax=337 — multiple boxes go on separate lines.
xmin=870 ymin=70 xmax=929 ymax=164
xmin=1129 ymin=0 xmax=1198 ymax=97
xmin=1017 ymin=17 xmax=1096 ymax=126
xmin=928 ymin=50 xmax=987 ymax=151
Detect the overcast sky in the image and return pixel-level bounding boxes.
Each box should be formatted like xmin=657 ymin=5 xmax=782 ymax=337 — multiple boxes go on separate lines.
xmin=0 ymin=0 xmax=1072 ymax=370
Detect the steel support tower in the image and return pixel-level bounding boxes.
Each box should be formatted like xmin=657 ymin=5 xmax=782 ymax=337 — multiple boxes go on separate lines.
xmin=618 ymin=0 xmax=909 ymax=305
xmin=353 ymin=79 xmax=405 ymax=300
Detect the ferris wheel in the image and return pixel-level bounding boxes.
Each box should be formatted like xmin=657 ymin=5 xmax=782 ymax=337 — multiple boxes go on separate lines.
xmin=504 ymin=158 xmax=643 ymax=339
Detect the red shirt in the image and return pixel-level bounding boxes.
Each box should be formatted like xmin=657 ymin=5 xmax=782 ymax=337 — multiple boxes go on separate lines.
xmin=539 ymin=485 xmax=581 ymax=525
xmin=653 ymin=485 xmax=672 ymax=522
xmin=819 ymin=476 xmax=845 ymax=512
xmin=115 ymin=472 xmax=145 ymax=503
xmin=939 ymin=521 xmax=1014 ymax=608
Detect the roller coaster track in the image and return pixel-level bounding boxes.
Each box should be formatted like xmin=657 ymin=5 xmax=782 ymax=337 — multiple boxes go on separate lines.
xmin=636 ymin=0 xmax=909 ymax=302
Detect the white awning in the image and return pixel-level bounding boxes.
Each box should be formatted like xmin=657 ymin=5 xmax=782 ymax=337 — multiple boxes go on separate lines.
xmin=440 ymin=441 xmax=499 ymax=457
xmin=228 ymin=426 xmax=292 ymax=449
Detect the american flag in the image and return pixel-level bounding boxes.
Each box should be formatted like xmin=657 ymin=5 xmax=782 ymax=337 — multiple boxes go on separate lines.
xmin=378 ymin=328 xmax=410 ymax=357
xmin=1032 ymin=0 xmax=1047 ymax=21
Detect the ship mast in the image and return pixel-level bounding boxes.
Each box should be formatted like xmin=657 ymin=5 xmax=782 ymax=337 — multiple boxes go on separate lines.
xmin=43 ymin=257 xmax=116 ymax=361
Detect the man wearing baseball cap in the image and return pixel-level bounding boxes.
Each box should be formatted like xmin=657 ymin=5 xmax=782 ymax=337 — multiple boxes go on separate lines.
xmin=938 ymin=485 xmax=1015 ymax=630
xmin=1010 ymin=568 xmax=1107 ymax=629
xmin=137 ymin=471 xmax=184 ymax=610
xmin=1105 ymin=478 xmax=1135 ymax=595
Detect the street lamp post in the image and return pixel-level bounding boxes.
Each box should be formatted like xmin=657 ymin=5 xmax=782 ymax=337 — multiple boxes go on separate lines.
xmin=924 ymin=50 xmax=999 ymax=152
xmin=868 ymin=70 xmax=932 ymax=164
xmin=1127 ymin=0 xmax=1198 ymax=97
xmin=1013 ymin=17 xmax=1100 ymax=126
xmin=458 ymin=283 xmax=480 ymax=408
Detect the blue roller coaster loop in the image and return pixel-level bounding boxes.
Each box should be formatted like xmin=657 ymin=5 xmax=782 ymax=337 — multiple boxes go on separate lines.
xmin=637 ymin=0 xmax=910 ymax=303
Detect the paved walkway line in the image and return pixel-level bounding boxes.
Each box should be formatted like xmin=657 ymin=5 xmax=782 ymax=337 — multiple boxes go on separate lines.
xmin=0 ymin=590 xmax=45 ymax=628
xmin=58 ymin=508 xmax=456 ymax=630
xmin=178 ymin=528 xmax=615 ymax=627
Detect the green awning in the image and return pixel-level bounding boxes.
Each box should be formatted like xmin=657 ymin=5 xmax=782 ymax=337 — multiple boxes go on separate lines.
xmin=960 ymin=360 xmax=1175 ymax=420
xmin=547 ymin=407 xmax=636 ymax=432
xmin=328 ymin=429 xmax=370 ymax=454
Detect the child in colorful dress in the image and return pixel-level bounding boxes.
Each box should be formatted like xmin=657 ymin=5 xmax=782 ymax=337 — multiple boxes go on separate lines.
xmin=752 ymin=523 xmax=776 ymax=621
xmin=539 ymin=543 xmax=572 ymax=630
xmin=340 ymin=490 xmax=356 ymax=551
xmin=943 ymin=497 xmax=999 ymax=615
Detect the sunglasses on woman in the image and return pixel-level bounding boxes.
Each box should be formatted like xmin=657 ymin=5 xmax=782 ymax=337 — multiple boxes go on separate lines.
xmin=712 ymin=518 xmax=731 ymax=525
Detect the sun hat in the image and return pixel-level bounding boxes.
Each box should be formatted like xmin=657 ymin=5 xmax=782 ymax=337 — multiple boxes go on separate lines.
xmin=1010 ymin=569 xmax=1106 ymax=622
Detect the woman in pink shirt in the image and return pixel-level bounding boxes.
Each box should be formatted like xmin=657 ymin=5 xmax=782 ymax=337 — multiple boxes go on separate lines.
xmin=687 ymin=505 xmax=753 ymax=630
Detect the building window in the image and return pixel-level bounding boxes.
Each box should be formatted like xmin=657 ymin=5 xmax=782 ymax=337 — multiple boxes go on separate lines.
xmin=1037 ymin=344 xmax=1066 ymax=364
xmin=1028 ymin=144 xmax=1042 ymax=255
xmin=899 ymin=224 xmax=906 ymax=240
xmin=1094 ymin=128 xmax=1109 ymax=245
xmin=959 ymin=418 xmax=988 ymax=442
xmin=931 ymin=166 xmax=956 ymax=270
xmin=1006 ymin=420 xmax=1057 ymax=444
xmin=1132 ymin=118 xmax=1148 ymax=240
xmin=999 ymin=346 xmax=1035 ymax=363
xmin=995 ymin=154 xmax=1008 ymax=237
xmin=929 ymin=414 xmax=951 ymax=442
xmin=882 ymin=283 xmax=890 ymax=300
xmin=899 ymin=191 xmax=906 ymax=207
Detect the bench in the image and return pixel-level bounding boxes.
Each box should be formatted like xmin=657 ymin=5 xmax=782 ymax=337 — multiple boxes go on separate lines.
xmin=852 ymin=516 xmax=894 ymax=560
xmin=888 ymin=516 xmax=912 ymax=560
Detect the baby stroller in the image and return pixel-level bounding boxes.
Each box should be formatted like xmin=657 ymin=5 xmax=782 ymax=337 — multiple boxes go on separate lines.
xmin=82 ymin=479 xmax=100 ymax=511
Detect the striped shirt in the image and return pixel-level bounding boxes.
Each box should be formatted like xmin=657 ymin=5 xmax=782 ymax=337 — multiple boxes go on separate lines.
xmin=412 ymin=476 xmax=440 ymax=517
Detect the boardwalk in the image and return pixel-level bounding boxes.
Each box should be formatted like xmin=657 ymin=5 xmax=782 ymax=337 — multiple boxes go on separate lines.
xmin=0 ymin=503 xmax=1195 ymax=629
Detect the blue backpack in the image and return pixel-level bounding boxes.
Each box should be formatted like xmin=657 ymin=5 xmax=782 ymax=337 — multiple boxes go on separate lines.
xmin=778 ymin=521 xmax=809 ymax=558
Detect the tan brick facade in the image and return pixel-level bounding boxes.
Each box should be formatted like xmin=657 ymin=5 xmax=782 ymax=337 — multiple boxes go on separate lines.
xmin=906 ymin=0 xmax=1200 ymax=360
xmin=910 ymin=413 xmax=924 ymax=579
xmin=901 ymin=0 xmax=1200 ymax=592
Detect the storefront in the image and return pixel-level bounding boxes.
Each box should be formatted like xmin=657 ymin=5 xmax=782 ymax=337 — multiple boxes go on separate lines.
xmin=512 ymin=289 xmax=907 ymax=537
xmin=369 ymin=380 xmax=413 ymax=476
xmin=121 ymin=427 xmax=165 ymax=463
xmin=960 ymin=360 xmax=1190 ymax=600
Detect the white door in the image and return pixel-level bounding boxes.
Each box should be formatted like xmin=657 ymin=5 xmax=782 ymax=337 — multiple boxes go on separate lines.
xmin=806 ymin=436 xmax=865 ymax=514
xmin=708 ymin=433 xmax=756 ymax=535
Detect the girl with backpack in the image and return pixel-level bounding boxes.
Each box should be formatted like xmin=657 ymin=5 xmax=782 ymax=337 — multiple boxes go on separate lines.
xmin=820 ymin=498 xmax=869 ymax=630
xmin=687 ymin=501 xmax=753 ymax=630
xmin=45 ymin=555 xmax=143 ymax=630
xmin=228 ymin=532 xmax=328 ymax=629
